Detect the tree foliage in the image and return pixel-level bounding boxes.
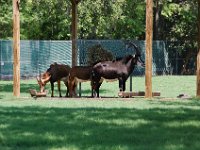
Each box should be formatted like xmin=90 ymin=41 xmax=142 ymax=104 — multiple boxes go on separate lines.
xmin=78 ymin=0 xmax=145 ymax=39
xmin=0 ymin=0 xmax=13 ymax=39
xmin=158 ymin=0 xmax=198 ymax=74
xmin=87 ymin=44 xmax=113 ymax=65
xmin=20 ymin=0 xmax=72 ymax=40
xmin=0 ymin=0 xmax=198 ymax=42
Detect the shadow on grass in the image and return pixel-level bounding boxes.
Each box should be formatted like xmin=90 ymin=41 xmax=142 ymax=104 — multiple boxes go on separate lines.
xmin=1 ymin=106 xmax=200 ymax=149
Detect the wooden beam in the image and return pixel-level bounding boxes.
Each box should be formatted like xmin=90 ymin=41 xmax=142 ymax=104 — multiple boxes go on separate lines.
xmin=118 ymin=91 xmax=160 ymax=98
xmin=197 ymin=0 xmax=200 ymax=97
xmin=71 ymin=0 xmax=78 ymax=67
xmin=13 ymin=0 xmax=20 ymax=97
xmin=145 ymin=0 xmax=153 ymax=98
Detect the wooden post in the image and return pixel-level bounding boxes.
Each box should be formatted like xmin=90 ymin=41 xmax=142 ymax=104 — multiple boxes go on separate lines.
xmin=13 ymin=0 xmax=20 ymax=97
xmin=197 ymin=0 xmax=200 ymax=97
xmin=71 ymin=0 xmax=80 ymax=67
xmin=145 ymin=0 xmax=153 ymax=98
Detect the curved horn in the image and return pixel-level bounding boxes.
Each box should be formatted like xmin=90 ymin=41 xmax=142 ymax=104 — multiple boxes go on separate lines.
xmin=41 ymin=73 xmax=51 ymax=84
xmin=130 ymin=43 xmax=141 ymax=56
xmin=36 ymin=76 xmax=40 ymax=81
xmin=125 ymin=41 xmax=141 ymax=56
xmin=129 ymin=42 xmax=145 ymax=67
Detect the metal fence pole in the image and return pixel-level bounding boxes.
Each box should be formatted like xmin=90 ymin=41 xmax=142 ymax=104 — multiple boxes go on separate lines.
xmin=130 ymin=75 xmax=132 ymax=92
xmin=176 ymin=49 xmax=178 ymax=75
xmin=79 ymin=83 xmax=81 ymax=97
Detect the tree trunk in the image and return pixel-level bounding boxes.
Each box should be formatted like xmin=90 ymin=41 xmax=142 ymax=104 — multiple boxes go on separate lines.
xmin=71 ymin=0 xmax=78 ymax=67
xmin=153 ymin=0 xmax=162 ymax=40
xmin=197 ymin=0 xmax=200 ymax=96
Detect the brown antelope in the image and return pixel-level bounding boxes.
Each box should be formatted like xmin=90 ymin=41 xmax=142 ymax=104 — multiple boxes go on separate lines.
xmin=37 ymin=63 xmax=71 ymax=97
xmin=68 ymin=66 xmax=94 ymax=97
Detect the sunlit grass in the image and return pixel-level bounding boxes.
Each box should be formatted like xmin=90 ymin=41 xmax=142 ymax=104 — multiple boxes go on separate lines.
xmin=0 ymin=75 xmax=196 ymax=99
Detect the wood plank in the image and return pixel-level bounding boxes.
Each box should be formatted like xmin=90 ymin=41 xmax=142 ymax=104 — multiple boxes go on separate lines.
xmin=29 ymin=89 xmax=47 ymax=97
xmin=118 ymin=91 xmax=160 ymax=98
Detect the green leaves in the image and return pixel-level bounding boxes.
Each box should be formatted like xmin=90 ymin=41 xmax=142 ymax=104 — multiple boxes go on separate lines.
xmin=161 ymin=1 xmax=197 ymax=42
xmin=0 ymin=0 xmax=198 ymax=41
xmin=0 ymin=0 xmax=13 ymax=39
xmin=16 ymin=0 xmax=72 ymax=40
xmin=162 ymin=3 xmax=181 ymax=18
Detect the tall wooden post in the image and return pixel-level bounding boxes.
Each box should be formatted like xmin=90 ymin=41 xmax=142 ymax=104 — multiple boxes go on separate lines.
xmin=145 ymin=0 xmax=153 ymax=98
xmin=71 ymin=0 xmax=79 ymax=67
xmin=197 ymin=0 xmax=200 ymax=97
xmin=13 ymin=0 xmax=20 ymax=97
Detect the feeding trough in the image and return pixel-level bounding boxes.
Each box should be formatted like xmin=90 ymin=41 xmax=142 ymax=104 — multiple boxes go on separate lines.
xmin=29 ymin=89 xmax=48 ymax=97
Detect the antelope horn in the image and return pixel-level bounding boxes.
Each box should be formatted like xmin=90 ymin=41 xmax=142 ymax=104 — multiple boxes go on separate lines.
xmin=126 ymin=42 xmax=141 ymax=56
xmin=36 ymin=76 xmax=41 ymax=82
xmin=130 ymin=43 xmax=141 ymax=56
xmin=41 ymin=73 xmax=51 ymax=84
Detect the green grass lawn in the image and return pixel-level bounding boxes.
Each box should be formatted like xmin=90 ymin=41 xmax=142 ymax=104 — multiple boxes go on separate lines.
xmin=0 ymin=75 xmax=200 ymax=150
xmin=0 ymin=75 xmax=197 ymax=99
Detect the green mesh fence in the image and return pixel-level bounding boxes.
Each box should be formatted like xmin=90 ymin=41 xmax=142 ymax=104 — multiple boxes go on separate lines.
xmin=78 ymin=40 xmax=171 ymax=75
xmin=0 ymin=40 xmax=72 ymax=80
xmin=0 ymin=40 xmax=182 ymax=80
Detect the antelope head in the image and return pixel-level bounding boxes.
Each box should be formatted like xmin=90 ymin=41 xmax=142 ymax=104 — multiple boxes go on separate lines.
xmin=36 ymin=72 xmax=51 ymax=92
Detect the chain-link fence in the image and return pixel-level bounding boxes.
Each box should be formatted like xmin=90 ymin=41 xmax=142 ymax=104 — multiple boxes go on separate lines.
xmin=0 ymin=40 xmax=72 ymax=80
xmin=0 ymin=40 xmax=195 ymax=80
xmin=78 ymin=40 xmax=173 ymax=75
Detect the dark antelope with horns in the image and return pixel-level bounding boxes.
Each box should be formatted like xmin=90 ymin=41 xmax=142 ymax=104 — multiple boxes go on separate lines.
xmin=91 ymin=43 xmax=145 ymax=97
xmin=37 ymin=63 xmax=71 ymax=97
